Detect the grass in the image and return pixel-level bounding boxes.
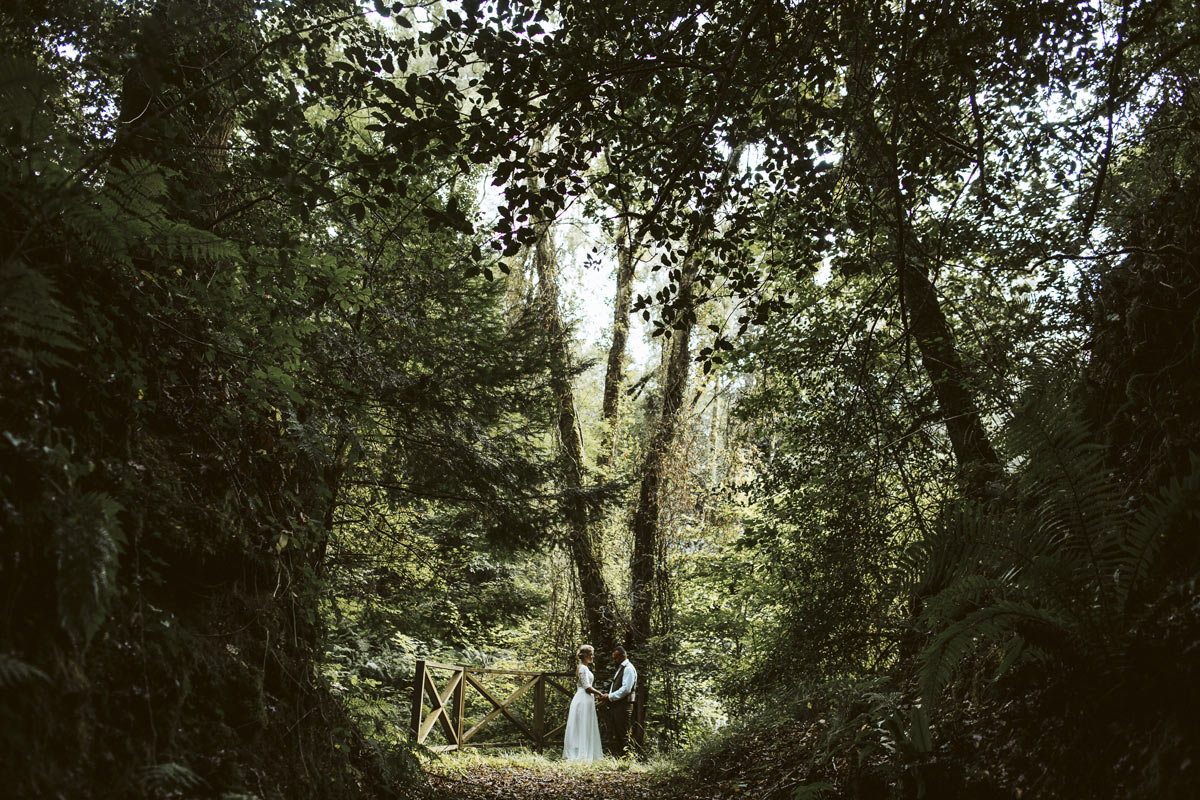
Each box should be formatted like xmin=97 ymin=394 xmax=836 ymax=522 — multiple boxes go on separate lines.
xmin=420 ymin=747 xmax=691 ymax=800
xmin=420 ymin=746 xmax=676 ymax=778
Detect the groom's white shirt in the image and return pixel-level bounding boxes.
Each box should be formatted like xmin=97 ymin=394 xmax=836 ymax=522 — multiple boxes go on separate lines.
xmin=609 ymin=658 xmax=636 ymax=701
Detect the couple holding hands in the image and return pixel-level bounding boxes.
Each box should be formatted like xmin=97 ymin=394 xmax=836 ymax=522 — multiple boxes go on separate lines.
xmin=562 ymin=645 xmax=637 ymax=761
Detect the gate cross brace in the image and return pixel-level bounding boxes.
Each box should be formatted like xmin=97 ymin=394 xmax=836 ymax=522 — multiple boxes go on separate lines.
xmin=418 ymin=668 xmax=463 ymax=745
xmin=462 ymin=672 xmax=536 ymax=743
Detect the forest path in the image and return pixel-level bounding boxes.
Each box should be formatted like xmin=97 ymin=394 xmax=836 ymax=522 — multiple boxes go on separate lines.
xmin=425 ymin=762 xmax=661 ymax=800
xmin=422 ymin=755 xmax=721 ymax=800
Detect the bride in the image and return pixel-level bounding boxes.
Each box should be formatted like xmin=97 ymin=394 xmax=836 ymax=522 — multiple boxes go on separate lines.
xmin=562 ymin=644 xmax=603 ymax=761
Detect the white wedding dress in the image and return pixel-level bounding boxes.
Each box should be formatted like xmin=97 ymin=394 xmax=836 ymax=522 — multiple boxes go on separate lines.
xmin=562 ymin=663 xmax=603 ymax=761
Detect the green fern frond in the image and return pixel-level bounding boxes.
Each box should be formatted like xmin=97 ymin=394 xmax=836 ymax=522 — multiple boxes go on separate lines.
xmin=919 ymin=574 xmax=1009 ymax=627
xmin=139 ymin=762 xmax=206 ymax=792
xmin=0 ymin=653 xmax=50 ymax=688
xmin=1005 ymin=400 xmax=1127 ymax=597
xmin=1110 ymin=453 xmax=1200 ymax=611
xmin=0 ymin=259 xmax=81 ymax=369
xmin=50 ymin=159 xmax=238 ymax=273
xmin=919 ymin=600 xmax=1069 ymax=705
xmin=55 ymin=491 xmax=125 ymax=649
xmin=0 ymin=58 xmax=52 ymax=136
xmin=910 ymin=390 xmax=1181 ymax=703
xmin=145 ymin=220 xmax=239 ymax=264
xmin=889 ymin=501 xmax=991 ymax=610
xmin=105 ymin=158 xmax=171 ymax=208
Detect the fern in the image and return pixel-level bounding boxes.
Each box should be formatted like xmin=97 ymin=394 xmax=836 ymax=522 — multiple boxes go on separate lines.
xmin=1004 ymin=400 xmax=1125 ymax=607
xmin=54 ymin=491 xmax=125 ymax=649
xmin=139 ymin=762 xmax=206 ymax=794
xmin=889 ymin=497 xmax=1003 ymax=615
xmin=917 ymin=574 xmax=1010 ymax=628
xmin=919 ymin=600 xmax=1069 ymax=703
xmin=1107 ymin=453 xmax=1200 ymax=612
xmin=910 ymin=387 xmax=1196 ymax=706
xmin=61 ymin=159 xmax=239 ymax=269
xmin=0 ymin=259 xmax=81 ymax=370
xmin=0 ymin=57 xmax=52 ymax=145
xmin=0 ymin=652 xmax=49 ymax=687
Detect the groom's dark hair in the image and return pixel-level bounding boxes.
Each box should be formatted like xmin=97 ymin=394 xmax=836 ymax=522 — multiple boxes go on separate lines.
xmin=613 ymin=646 xmax=627 ymax=658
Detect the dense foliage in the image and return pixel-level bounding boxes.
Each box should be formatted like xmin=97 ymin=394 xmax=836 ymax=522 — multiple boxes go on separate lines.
xmin=1 ymin=1 xmax=559 ymax=795
xmin=2 ymin=0 xmax=1197 ymax=798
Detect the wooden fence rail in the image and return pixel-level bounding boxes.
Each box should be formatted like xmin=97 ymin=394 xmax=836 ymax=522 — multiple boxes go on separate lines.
xmin=409 ymin=660 xmax=573 ymax=753
xmin=409 ymin=659 xmax=647 ymax=754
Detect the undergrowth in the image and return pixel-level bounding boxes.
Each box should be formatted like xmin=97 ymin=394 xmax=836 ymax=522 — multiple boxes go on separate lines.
xmin=424 ymin=746 xmax=665 ymax=775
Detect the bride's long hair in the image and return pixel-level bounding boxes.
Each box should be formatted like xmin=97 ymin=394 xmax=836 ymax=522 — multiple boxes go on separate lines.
xmin=576 ymin=644 xmax=594 ymax=663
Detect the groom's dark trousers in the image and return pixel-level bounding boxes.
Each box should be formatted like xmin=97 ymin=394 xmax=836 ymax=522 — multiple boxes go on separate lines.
xmin=607 ymin=698 xmax=633 ymax=757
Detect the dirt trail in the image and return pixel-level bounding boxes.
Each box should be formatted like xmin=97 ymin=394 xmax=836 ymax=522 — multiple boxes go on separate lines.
xmin=424 ymin=762 xmax=675 ymax=800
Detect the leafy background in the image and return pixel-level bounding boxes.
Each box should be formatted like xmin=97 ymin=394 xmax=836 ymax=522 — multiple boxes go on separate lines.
xmin=1 ymin=1 xmax=1198 ymax=798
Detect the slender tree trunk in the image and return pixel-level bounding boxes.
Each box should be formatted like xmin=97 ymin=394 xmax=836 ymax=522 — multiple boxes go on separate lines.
xmin=528 ymin=155 xmax=620 ymax=655
xmin=843 ymin=8 xmax=1001 ymax=492
xmin=627 ymin=285 xmax=694 ymax=655
xmin=708 ymin=375 xmax=722 ymax=488
xmin=897 ymin=246 xmax=1001 ymax=486
xmin=840 ymin=6 xmax=1002 ymax=667
xmin=626 ymin=144 xmax=743 ymax=669
xmin=598 ymin=211 xmax=637 ymax=470
xmin=110 ymin=0 xmax=247 ymax=227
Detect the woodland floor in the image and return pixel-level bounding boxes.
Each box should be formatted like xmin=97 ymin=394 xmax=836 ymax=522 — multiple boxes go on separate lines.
xmin=421 ymin=751 xmax=726 ymax=800
xmin=426 ymin=764 xmax=661 ymax=800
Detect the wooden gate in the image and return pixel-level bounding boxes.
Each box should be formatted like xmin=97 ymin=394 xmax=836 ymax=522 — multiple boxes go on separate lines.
xmin=409 ymin=660 xmax=576 ymax=752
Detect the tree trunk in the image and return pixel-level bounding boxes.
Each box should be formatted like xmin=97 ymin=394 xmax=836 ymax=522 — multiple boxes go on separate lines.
xmin=627 ymin=284 xmax=694 ymax=655
xmin=528 ymin=159 xmax=621 ymax=655
xmin=626 ymin=144 xmax=743 ymax=663
xmin=897 ymin=248 xmax=1001 ymax=488
xmin=110 ymin=0 xmax=247 ymax=227
xmin=597 ymin=212 xmax=637 ymax=470
xmin=843 ymin=9 xmax=1001 ymax=492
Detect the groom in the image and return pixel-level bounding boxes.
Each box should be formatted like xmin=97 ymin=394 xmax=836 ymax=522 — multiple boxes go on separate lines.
xmin=598 ymin=646 xmax=637 ymax=757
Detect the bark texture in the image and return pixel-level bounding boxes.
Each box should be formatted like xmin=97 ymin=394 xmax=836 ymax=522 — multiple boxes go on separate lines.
xmin=529 ymin=163 xmax=621 ymax=655
xmin=843 ymin=7 xmax=1001 ymax=491
xmin=626 ymin=145 xmax=744 ymax=656
xmin=627 ymin=275 xmax=695 ymax=655
xmin=597 ymin=214 xmax=638 ymax=470
xmin=110 ymin=0 xmax=248 ymax=226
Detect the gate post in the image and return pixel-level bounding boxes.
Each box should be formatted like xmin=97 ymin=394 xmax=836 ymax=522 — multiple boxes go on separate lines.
xmin=453 ymin=666 xmax=466 ymax=747
xmin=533 ymin=673 xmax=546 ymax=752
xmin=410 ymin=659 xmax=426 ymax=740
xmin=633 ymin=684 xmax=648 ymax=755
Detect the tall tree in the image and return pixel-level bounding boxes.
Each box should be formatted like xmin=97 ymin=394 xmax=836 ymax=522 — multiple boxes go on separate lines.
xmin=527 ymin=147 xmax=621 ymax=655
xmin=839 ymin=2 xmax=1001 ymax=490
xmin=460 ymin=0 xmax=1100 ymax=490
xmin=596 ymin=150 xmax=640 ymax=471
xmin=627 ymin=264 xmax=696 ymax=655
xmin=0 ymin=3 xmax=559 ymax=793
xmin=627 ymin=145 xmax=744 ymax=660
